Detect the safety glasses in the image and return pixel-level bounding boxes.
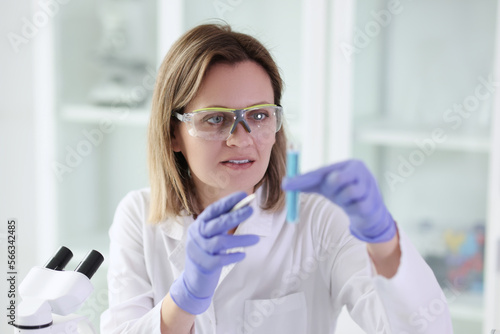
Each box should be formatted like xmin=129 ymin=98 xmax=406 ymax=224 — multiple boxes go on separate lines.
xmin=173 ymin=104 xmax=283 ymax=141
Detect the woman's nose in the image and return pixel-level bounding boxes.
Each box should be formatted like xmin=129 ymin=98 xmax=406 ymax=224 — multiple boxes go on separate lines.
xmin=226 ymin=122 xmax=252 ymax=147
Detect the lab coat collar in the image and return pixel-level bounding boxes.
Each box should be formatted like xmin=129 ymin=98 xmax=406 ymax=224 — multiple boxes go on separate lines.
xmin=159 ymin=215 xmax=187 ymax=241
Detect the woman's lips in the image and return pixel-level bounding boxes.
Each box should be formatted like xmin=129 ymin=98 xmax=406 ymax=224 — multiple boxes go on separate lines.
xmin=221 ymin=159 xmax=254 ymax=169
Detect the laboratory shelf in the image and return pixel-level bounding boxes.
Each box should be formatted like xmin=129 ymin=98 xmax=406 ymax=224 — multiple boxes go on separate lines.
xmin=356 ymin=123 xmax=490 ymax=153
xmin=448 ymin=292 xmax=484 ymax=322
xmin=60 ymin=104 xmax=150 ymax=126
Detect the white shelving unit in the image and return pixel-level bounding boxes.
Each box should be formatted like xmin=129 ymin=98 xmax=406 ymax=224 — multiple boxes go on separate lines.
xmin=355 ymin=120 xmax=491 ymax=329
xmin=350 ymin=1 xmax=499 ymax=333
xmin=448 ymin=291 xmax=484 ymax=321
xmin=60 ymin=104 xmax=150 ymax=126
xmin=39 ymin=0 xmax=177 ymax=330
xmin=356 ymin=124 xmax=490 ymax=153
xmin=485 ymin=2 xmax=500 ymax=330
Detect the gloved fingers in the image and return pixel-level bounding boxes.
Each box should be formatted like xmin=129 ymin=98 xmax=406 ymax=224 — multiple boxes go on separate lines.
xmin=319 ymin=170 xmax=358 ymax=203
xmin=216 ymin=252 xmax=247 ymax=267
xmin=281 ymin=173 xmax=322 ymax=193
xmin=341 ymin=177 xmax=379 ymax=217
xmin=324 ymin=164 xmax=374 ymax=207
xmin=200 ymin=234 xmax=260 ymax=255
xmin=200 ymin=206 xmax=253 ymax=238
xmin=197 ymin=191 xmax=248 ymax=223
xmin=187 ymin=230 xmax=258 ymax=271
xmin=187 ymin=234 xmax=221 ymax=272
xmin=188 ymin=247 xmax=246 ymax=273
xmin=349 ymin=210 xmax=395 ymax=240
xmin=281 ymin=161 xmax=349 ymax=192
xmin=319 ymin=160 xmax=379 ymax=208
xmin=350 ymin=199 xmax=388 ymax=228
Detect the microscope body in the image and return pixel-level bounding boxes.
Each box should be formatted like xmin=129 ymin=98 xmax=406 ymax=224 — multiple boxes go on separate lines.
xmin=12 ymin=247 xmax=103 ymax=334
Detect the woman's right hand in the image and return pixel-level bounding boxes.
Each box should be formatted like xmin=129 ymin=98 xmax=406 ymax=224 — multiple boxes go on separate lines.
xmin=169 ymin=191 xmax=260 ymax=315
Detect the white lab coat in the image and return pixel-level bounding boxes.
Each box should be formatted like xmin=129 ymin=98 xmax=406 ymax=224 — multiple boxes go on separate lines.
xmin=100 ymin=187 xmax=453 ymax=334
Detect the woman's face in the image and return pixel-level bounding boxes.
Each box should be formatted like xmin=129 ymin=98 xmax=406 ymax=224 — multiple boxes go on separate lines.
xmin=172 ymin=60 xmax=276 ymax=208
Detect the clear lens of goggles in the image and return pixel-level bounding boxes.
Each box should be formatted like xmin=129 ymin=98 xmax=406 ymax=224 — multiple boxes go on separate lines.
xmin=188 ymin=105 xmax=282 ymax=141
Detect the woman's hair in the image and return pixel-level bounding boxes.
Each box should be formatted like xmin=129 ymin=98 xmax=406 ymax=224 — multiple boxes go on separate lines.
xmin=147 ymin=23 xmax=287 ymax=223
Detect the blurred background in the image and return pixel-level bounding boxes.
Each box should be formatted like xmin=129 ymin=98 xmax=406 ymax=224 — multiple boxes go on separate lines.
xmin=2 ymin=0 xmax=500 ymax=333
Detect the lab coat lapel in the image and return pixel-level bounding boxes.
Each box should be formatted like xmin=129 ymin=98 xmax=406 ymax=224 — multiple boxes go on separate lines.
xmin=162 ymin=214 xmax=192 ymax=277
xmin=216 ymin=191 xmax=274 ymax=288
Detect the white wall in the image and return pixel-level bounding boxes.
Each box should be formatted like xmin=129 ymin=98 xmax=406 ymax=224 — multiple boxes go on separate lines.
xmin=0 ymin=1 xmax=39 ymax=333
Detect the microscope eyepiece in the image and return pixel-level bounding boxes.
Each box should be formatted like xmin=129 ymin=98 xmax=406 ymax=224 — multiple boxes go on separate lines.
xmin=74 ymin=250 xmax=104 ymax=279
xmin=44 ymin=246 xmax=73 ymax=271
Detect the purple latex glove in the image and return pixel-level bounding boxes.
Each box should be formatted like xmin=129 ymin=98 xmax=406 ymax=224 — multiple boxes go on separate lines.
xmin=169 ymin=192 xmax=260 ymax=314
xmin=282 ymin=159 xmax=396 ymax=243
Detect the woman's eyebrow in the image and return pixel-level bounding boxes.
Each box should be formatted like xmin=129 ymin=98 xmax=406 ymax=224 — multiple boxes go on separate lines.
xmin=203 ymin=101 xmax=272 ymax=109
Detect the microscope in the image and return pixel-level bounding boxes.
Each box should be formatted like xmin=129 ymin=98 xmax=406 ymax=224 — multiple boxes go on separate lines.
xmin=11 ymin=246 xmax=104 ymax=333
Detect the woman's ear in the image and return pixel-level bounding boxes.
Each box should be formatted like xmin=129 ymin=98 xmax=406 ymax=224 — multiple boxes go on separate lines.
xmin=171 ymin=125 xmax=182 ymax=153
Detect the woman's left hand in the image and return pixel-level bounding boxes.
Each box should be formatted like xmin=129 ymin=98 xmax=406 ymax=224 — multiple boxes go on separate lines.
xmin=282 ymin=159 xmax=397 ymax=243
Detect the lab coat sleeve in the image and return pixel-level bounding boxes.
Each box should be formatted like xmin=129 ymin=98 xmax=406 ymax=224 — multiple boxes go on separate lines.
xmin=314 ymin=197 xmax=452 ymax=333
xmin=370 ymin=229 xmax=453 ymax=333
xmin=320 ymin=208 xmax=392 ymax=332
xmin=100 ymin=191 xmax=163 ymax=334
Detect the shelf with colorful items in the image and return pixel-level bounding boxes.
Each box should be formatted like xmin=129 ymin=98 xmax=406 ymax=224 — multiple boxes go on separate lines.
xmin=412 ymin=218 xmax=486 ymax=322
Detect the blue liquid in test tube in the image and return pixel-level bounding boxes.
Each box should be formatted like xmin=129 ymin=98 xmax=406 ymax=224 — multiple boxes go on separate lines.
xmin=286 ymin=149 xmax=299 ymax=224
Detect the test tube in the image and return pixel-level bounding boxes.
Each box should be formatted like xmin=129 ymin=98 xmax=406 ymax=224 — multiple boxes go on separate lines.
xmin=286 ymin=144 xmax=300 ymax=224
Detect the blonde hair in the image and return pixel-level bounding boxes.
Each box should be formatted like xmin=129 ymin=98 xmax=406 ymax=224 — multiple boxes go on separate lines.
xmin=147 ymin=23 xmax=287 ymax=223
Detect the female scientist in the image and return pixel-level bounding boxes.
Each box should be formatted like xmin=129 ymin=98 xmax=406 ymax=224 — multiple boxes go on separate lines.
xmin=101 ymin=24 xmax=453 ymax=333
